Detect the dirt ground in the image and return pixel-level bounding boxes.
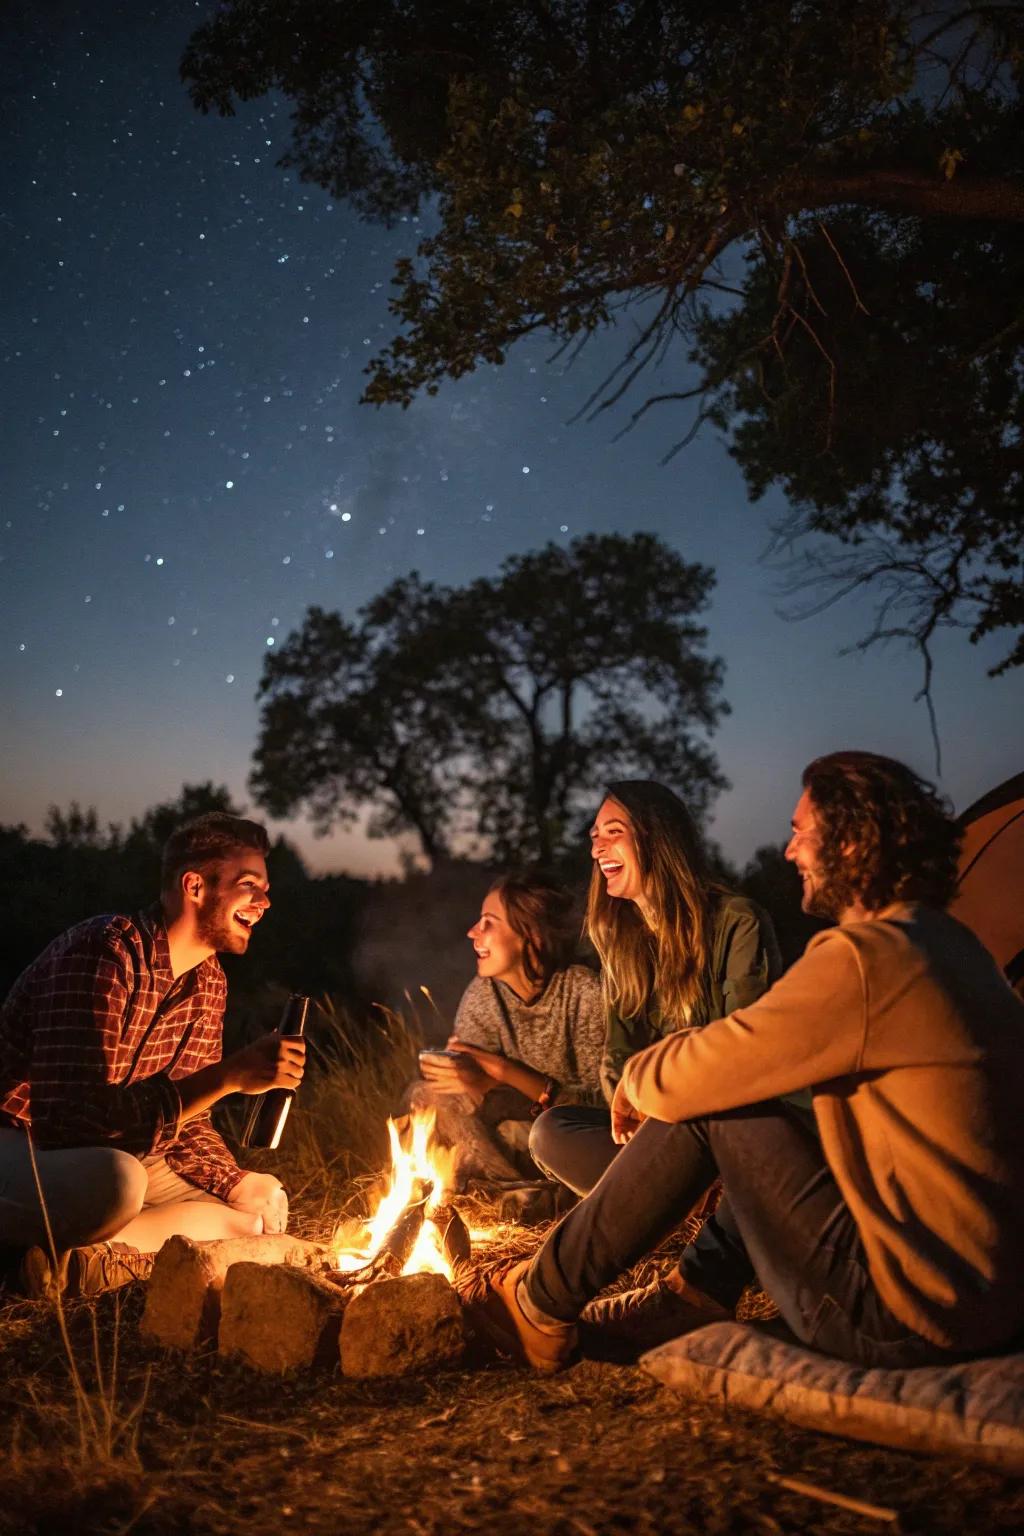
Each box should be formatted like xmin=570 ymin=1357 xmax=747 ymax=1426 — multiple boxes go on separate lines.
xmin=1 ymin=1267 xmax=1022 ymax=1536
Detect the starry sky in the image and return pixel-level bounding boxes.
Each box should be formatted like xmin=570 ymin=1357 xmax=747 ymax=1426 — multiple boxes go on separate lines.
xmin=2 ymin=1 xmax=1021 ymax=879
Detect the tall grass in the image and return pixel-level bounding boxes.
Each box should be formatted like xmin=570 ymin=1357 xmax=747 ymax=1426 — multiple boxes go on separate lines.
xmin=22 ymin=1131 xmax=152 ymax=1473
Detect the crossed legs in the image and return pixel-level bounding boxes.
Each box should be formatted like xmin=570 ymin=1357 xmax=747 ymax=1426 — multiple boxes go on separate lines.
xmin=522 ymin=1101 xmax=949 ymax=1369
xmin=0 ymin=1129 xmax=261 ymax=1253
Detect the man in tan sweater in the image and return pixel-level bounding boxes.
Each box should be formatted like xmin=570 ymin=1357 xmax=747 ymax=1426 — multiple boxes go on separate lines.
xmin=459 ymin=752 xmax=1024 ymax=1371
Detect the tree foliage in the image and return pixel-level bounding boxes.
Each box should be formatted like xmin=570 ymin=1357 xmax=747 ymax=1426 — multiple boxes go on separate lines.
xmin=251 ymin=532 xmax=729 ymax=864
xmin=184 ymin=1 xmax=1024 ymax=678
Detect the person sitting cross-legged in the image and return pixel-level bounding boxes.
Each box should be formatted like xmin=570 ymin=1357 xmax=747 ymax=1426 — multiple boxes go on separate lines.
xmin=457 ymin=752 xmax=1024 ymax=1373
xmin=0 ymin=812 xmax=306 ymax=1299
xmin=411 ymin=870 xmax=605 ymax=1205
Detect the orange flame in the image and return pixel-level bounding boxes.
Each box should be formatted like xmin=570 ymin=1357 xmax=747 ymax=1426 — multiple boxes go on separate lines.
xmin=332 ymin=1108 xmax=457 ymax=1280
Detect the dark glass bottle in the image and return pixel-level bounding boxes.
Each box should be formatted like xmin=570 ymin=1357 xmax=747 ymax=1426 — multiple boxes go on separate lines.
xmin=239 ymin=994 xmax=309 ymax=1150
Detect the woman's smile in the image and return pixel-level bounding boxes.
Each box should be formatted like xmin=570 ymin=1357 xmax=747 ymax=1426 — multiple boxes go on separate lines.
xmin=590 ymin=799 xmax=643 ymax=902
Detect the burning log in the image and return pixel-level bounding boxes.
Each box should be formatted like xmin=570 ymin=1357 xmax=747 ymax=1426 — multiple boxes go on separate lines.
xmin=327 ymin=1109 xmax=473 ymax=1288
xmin=431 ymin=1203 xmax=471 ymax=1267
xmin=326 ymin=1180 xmax=472 ymax=1290
xmin=328 ymin=1180 xmax=431 ymax=1287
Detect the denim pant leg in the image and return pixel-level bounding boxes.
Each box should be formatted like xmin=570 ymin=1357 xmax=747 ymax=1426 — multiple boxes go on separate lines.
xmin=526 ymin=1114 xmax=717 ymax=1321
xmin=686 ymin=1102 xmax=949 ymax=1368
xmin=528 ymin=1105 xmax=620 ymax=1195
xmin=682 ymin=1193 xmax=758 ymax=1311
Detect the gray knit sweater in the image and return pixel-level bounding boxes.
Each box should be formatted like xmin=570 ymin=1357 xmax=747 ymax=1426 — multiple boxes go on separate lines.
xmin=452 ymin=964 xmax=605 ymax=1103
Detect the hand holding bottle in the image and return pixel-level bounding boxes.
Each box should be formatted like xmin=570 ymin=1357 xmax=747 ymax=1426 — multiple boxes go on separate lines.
xmin=225 ymin=1031 xmax=306 ymax=1095
xmin=239 ymin=995 xmax=310 ymax=1151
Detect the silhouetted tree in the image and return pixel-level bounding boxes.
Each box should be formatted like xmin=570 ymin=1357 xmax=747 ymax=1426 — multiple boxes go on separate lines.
xmin=252 ymin=532 xmax=728 ymax=865
xmin=184 ymin=2 xmax=1024 ymax=682
xmin=44 ymin=802 xmax=119 ymax=850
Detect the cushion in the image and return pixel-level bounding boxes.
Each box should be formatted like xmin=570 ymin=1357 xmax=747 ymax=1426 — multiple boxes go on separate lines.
xmin=641 ymin=1321 xmax=1024 ymax=1471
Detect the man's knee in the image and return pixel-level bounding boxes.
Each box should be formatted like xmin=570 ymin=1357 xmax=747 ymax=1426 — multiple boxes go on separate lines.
xmin=72 ymin=1150 xmax=148 ymax=1244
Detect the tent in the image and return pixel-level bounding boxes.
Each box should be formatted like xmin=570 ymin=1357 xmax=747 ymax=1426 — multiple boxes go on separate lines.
xmin=952 ymin=771 xmax=1024 ymax=999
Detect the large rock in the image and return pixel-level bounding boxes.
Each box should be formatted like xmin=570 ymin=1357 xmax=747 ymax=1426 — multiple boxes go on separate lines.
xmin=218 ymin=1261 xmax=347 ymax=1373
xmin=341 ymin=1271 xmax=466 ymax=1378
xmin=140 ymin=1233 xmax=322 ymax=1351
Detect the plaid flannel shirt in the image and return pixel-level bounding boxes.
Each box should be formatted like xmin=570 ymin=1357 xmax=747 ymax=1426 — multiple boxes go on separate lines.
xmin=0 ymin=905 xmax=243 ymax=1200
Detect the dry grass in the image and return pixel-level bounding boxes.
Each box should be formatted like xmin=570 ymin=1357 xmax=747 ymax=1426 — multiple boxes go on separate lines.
xmin=1 ymin=999 xmax=1022 ymax=1535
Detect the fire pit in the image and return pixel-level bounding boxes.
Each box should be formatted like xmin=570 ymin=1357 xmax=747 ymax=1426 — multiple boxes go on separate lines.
xmin=142 ymin=1108 xmax=494 ymax=1376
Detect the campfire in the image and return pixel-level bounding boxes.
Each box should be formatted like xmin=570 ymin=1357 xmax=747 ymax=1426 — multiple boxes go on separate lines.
xmin=329 ymin=1110 xmax=472 ymax=1286
xmin=141 ymin=1107 xmax=500 ymax=1376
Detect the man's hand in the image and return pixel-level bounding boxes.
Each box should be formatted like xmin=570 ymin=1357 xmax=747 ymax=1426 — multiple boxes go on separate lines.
xmin=445 ymin=1038 xmax=508 ymax=1083
xmin=224 ymin=1032 xmax=306 ymax=1096
xmin=611 ymin=1079 xmax=646 ymax=1145
xmin=419 ymin=1050 xmax=489 ymax=1106
xmin=229 ymin=1170 xmax=289 ymax=1234
xmin=177 ymin=1033 xmax=306 ymax=1124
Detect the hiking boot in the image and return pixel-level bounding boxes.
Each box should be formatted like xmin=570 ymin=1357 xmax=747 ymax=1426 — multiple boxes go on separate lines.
xmin=453 ymin=1256 xmax=577 ymax=1374
xmin=497 ymin=1182 xmax=578 ymax=1226
xmin=21 ymin=1242 xmax=154 ymax=1301
xmin=579 ymin=1269 xmax=731 ymax=1362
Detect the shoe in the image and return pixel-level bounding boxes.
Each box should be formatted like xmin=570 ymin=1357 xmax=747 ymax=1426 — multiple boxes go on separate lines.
xmin=579 ymin=1270 xmax=730 ymax=1362
xmin=453 ymin=1256 xmax=577 ymax=1374
xmin=497 ymin=1182 xmax=578 ymax=1226
xmin=21 ymin=1242 xmax=154 ymax=1301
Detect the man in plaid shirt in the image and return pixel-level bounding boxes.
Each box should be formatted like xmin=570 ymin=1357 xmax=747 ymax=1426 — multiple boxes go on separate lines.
xmin=0 ymin=812 xmax=305 ymax=1297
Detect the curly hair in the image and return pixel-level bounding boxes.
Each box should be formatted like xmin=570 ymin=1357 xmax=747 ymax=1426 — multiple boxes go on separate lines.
xmin=802 ymin=752 xmax=961 ymax=912
xmin=489 ymin=869 xmax=578 ymax=988
xmin=161 ymin=812 xmax=270 ymax=892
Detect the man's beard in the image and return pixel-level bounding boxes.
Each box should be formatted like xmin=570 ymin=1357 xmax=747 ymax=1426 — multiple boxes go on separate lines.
xmin=196 ymin=893 xmax=246 ymax=953
xmin=802 ymin=866 xmax=851 ymax=923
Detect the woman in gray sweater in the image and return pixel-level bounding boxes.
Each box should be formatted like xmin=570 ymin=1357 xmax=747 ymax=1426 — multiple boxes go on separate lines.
xmin=414 ymin=870 xmax=605 ymax=1189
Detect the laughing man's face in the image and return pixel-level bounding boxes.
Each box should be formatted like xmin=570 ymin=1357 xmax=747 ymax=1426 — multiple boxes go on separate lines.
xmin=785 ymin=788 xmax=835 ymax=918
xmin=195 ymin=851 xmax=270 ymax=954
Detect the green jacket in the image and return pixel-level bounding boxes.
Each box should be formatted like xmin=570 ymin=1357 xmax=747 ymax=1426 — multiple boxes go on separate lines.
xmin=600 ymin=894 xmax=783 ymax=1104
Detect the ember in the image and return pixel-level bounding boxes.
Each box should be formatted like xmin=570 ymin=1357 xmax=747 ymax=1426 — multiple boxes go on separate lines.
xmin=331 ymin=1110 xmax=469 ymax=1283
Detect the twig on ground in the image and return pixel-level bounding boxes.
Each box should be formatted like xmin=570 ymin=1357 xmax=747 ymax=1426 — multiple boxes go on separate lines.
xmin=767 ymin=1471 xmax=901 ymax=1523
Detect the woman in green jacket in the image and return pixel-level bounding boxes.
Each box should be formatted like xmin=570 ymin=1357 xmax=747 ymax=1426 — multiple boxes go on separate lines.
xmin=530 ymin=779 xmax=782 ymax=1194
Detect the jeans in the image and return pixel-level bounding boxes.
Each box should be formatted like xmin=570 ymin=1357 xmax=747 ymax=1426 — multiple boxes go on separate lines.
xmin=529 ymin=1105 xmax=618 ymax=1195
xmin=524 ymin=1099 xmax=954 ymax=1369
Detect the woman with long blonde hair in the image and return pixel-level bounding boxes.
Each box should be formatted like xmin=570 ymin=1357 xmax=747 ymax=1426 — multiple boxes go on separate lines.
xmin=530 ymin=780 xmax=781 ymax=1194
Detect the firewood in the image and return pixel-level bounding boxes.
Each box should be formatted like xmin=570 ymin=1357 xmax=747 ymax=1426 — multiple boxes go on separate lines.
xmin=325 ymin=1180 xmax=433 ymax=1287
xmin=432 ymin=1203 xmax=471 ymax=1267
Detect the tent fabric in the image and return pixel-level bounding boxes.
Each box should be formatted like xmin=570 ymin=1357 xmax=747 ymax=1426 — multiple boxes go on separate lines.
xmin=951 ymin=770 xmax=1024 ymax=997
xmin=642 ymin=1322 xmax=1024 ymax=1471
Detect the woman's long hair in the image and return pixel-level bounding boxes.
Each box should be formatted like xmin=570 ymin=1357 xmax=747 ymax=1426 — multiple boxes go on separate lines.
xmin=586 ymin=781 xmax=719 ymax=1026
xmin=490 ymin=869 xmax=578 ymax=990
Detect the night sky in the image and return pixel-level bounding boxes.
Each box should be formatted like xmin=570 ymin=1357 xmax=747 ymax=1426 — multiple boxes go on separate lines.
xmin=3 ymin=1 xmax=1021 ymax=879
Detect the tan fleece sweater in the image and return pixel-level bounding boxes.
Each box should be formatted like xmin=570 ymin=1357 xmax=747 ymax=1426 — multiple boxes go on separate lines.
xmin=620 ymin=904 xmax=1024 ymax=1352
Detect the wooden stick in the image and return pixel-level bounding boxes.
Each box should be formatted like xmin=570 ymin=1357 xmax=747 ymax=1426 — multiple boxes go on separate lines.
xmin=767 ymin=1472 xmax=901 ymax=1524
